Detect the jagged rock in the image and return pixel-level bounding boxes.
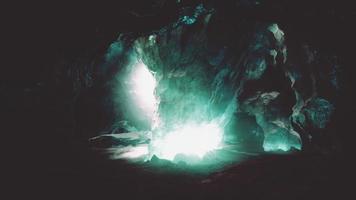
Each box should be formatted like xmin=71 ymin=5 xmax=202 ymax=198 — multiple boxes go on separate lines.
xmin=102 ymin=2 xmax=338 ymax=153
xmin=304 ymin=98 xmax=334 ymax=129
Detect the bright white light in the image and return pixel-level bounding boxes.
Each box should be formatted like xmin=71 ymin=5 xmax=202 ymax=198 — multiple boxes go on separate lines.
xmin=123 ymin=61 xmax=225 ymax=163
xmin=152 ymin=122 xmax=223 ymax=161
xmin=128 ymin=61 xmax=160 ymax=127
xmin=119 ymin=145 xmax=149 ymax=159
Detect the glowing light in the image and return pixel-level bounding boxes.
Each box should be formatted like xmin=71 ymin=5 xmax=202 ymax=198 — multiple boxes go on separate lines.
xmin=120 ymin=146 xmax=149 ymax=159
xmin=111 ymin=145 xmax=149 ymax=160
xmin=128 ymin=61 xmax=160 ymax=127
xmin=151 ymin=122 xmax=223 ymax=161
xmin=263 ymin=142 xmax=290 ymax=152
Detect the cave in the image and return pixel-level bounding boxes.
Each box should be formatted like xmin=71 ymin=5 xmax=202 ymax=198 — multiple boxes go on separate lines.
xmin=5 ymin=0 xmax=353 ymax=199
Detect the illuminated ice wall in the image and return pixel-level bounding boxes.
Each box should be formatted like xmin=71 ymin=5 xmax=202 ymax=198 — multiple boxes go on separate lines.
xmin=99 ymin=3 xmax=337 ymax=162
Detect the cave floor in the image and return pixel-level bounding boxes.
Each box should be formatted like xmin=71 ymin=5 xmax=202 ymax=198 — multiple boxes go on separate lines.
xmin=26 ymin=149 xmax=349 ymax=200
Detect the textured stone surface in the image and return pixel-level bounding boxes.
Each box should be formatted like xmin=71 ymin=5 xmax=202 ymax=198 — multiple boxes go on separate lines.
xmin=104 ymin=3 xmax=339 ymax=153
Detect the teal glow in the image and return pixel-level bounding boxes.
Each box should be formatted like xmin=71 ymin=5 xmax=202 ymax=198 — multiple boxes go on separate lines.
xmin=262 ymin=127 xmax=302 ymax=152
xmin=151 ymin=122 xmax=223 ymax=161
xmin=105 ymin=19 xmax=312 ymax=166
xmin=121 ymin=59 xmax=228 ymax=163
xmin=128 ymin=61 xmax=159 ymax=127
xmin=263 ymin=142 xmax=290 ymax=152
